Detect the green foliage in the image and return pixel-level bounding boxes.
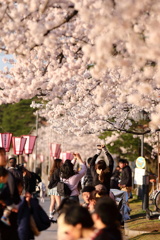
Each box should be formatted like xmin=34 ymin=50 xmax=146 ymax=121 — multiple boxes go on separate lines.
xmin=0 ymin=99 xmax=36 ymax=136
xmin=99 ymin=131 xmax=153 ymax=162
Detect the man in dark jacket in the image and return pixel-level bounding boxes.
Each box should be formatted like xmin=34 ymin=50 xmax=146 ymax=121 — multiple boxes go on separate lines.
xmin=118 ymin=159 xmax=132 ymax=198
xmin=8 ymin=157 xmax=23 ymax=184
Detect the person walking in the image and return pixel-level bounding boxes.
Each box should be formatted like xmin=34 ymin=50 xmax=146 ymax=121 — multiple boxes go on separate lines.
xmin=48 ymin=158 xmax=62 ymax=220
xmin=90 ymin=145 xmax=114 ymax=196
xmin=0 ymin=148 xmax=21 ymax=240
xmin=22 ymin=166 xmax=41 ymax=197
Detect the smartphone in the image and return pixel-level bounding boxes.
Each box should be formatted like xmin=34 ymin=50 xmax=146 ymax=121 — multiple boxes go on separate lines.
xmin=97 ymin=144 xmax=101 ymax=147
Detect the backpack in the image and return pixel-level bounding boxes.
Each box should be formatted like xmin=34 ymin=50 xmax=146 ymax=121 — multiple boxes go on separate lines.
xmin=57 ymin=181 xmax=71 ymax=197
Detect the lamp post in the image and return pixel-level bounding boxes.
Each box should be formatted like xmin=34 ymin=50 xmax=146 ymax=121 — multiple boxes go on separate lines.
xmin=12 ymin=137 xmax=27 ymax=164
xmin=0 ymin=133 xmax=12 ymax=152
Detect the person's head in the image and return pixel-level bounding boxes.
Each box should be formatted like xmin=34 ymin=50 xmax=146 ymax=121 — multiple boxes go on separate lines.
xmin=95 ymin=160 xmax=107 ymax=174
xmin=50 ymin=158 xmax=62 ymax=176
xmin=57 ymin=197 xmax=79 ymax=216
xmin=82 ymin=186 xmax=96 ymax=204
xmin=0 ymin=166 xmax=8 ymax=183
xmin=95 ymin=160 xmax=109 ymax=183
xmin=63 ymin=205 xmax=94 ymax=239
xmin=8 ymin=157 xmax=17 ymax=168
xmin=21 ymin=166 xmax=31 ymax=177
xmin=60 ymin=160 xmax=75 ymax=179
xmin=92 ymin=196 xmax=119 ymax=229
xmin=0 ymin=148 xmax=7 ymax=167
xmin=95 ymin=184 xmax=108 ymax=197
xmin=118 ymin=159 xmax=126 ymax=169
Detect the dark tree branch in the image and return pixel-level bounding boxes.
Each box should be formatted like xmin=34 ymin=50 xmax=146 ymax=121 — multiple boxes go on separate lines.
xmin=44 ymin=10 xmax=78 ymax=36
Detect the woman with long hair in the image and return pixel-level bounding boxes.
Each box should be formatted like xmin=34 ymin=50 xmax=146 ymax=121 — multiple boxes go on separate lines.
xmin=60 ymin=153 xmax=87 ymax=202
xmin=48 ymin=158 xmax=62 ymax=220
xmin=90 ymin=145 xmax=114 ymax=196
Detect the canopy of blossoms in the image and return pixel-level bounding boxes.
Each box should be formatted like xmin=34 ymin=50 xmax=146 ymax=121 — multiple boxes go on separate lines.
xmin=0 ymin=0 xmax=160 ymax=136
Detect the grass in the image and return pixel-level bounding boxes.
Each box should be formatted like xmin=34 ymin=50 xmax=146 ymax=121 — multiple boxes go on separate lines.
xmin=129 ymin=232 xmax=160 ymax=240
xmin=126 ymin=195 xmax=160 ymax=239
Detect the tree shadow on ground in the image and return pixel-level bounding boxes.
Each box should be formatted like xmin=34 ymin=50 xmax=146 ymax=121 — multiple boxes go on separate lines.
xmin=128 ymin=213 xmax=146 ymax=221
xmin=129 ymin=232 xmax=160 ymax=240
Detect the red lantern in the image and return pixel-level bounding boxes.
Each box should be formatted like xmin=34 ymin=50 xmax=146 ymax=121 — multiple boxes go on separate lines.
xmin=50 ymin=143 xmax=61 ymax=158
xmin=0 ymin=133 xmax=12 ymax=152
xmin=12 ymin=137 xmax=27 ymax=155
xmin=22 ymin=135 xmax=37 ymax=154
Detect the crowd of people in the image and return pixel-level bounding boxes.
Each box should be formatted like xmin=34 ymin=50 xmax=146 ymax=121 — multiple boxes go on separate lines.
xmin=0 ymin=147 xmax=47 ymax=240
xmin=47 ymin=144 xmax=133 ymax=240
xmin=0 ymin=144 xmax=133 ymax=240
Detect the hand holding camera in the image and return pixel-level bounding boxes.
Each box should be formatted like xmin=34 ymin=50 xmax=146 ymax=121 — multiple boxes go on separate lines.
xmin=97 ymin=144 xmax=102 ymax=150
xmin=97 ymin=144 xmax=108 ymax=153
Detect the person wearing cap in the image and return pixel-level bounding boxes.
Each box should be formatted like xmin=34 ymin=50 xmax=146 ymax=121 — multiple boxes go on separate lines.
xmin=81 ymin=186 xmax=97 ymax=212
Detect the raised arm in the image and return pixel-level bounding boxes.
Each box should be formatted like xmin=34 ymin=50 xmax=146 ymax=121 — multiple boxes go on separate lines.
xmin=102 ymin=145 xmax=114 ymax=174
xmin=75 ymin=153 xmax=87 ymax=177
xmin=90 ymin=146 xmax=102 ymax=167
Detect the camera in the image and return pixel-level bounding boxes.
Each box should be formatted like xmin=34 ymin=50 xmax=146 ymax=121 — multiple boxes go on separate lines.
xmin=97 ymin=144 xmax=101 ymax=147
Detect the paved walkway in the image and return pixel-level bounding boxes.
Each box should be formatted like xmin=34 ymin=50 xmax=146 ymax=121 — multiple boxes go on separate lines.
xmin=35 ymin=197 xmax=57 ymax=240
xmin=35 ymin=197 xmax=128 ymax=240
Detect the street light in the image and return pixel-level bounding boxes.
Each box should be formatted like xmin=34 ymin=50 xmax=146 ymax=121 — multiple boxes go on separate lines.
xmin=12 ymin=136 xmax=27 ymax=164
xmin=0 ymin=133 xmax=12 ymax=152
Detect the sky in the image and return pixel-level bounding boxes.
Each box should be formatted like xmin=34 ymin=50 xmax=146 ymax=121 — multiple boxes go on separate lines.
xmin=0 ymin=52 xmax=13 ymax=70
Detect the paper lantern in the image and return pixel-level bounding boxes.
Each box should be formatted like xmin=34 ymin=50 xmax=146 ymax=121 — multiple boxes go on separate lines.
xmin=0 ymin=133 xmax=12 ymax=152
xmin=12 ymin=137 xmax=26 ymax=155
xmin=60 ymin=152 xmax=74 ymax=162
xmin=22 ymin=135 xmax=37 ymax=154
xmin=50 ymin=143 xmax=61 ymax=158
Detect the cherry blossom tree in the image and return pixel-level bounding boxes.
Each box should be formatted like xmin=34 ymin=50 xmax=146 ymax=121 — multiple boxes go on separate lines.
xmin=0 ymin=0 xmax=160 ymax=137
